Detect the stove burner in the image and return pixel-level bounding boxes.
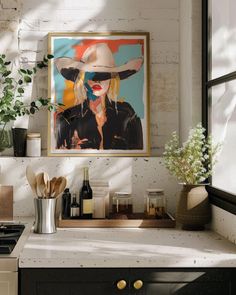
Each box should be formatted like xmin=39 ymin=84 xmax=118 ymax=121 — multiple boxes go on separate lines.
xmin=0 ymin=224 xmax=25 ymax=254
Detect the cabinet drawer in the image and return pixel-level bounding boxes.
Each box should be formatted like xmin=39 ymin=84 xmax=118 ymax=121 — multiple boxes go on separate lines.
xmin=130 ymin=268 xmax=232 ymax=282
xmin=129 ymin=269 xmax=234 ymax=295
xmin=20 ymin=268 xmax=130 ymax=295
xmin=20 ymin=268 xmax=236 ymax=295
xmin=144 ymin=282 xmax=229 ymax=295
xmin=37 ymin=281 xmax=130 ymax=295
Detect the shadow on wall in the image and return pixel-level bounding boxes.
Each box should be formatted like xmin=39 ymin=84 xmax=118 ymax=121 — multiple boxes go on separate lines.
xmin=0 ymin=0 xmax=62 ymax=156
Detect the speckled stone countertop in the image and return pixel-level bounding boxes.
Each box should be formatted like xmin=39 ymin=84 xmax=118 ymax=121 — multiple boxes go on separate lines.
xmin=19 ymin=227 xmax=236 ymax=268
xmin=0 ymin=217 xmax=33 ymax=271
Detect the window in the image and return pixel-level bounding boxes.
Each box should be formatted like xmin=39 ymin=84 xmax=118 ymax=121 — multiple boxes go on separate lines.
xmin=202 ymin=0 xmax=236 ymax=214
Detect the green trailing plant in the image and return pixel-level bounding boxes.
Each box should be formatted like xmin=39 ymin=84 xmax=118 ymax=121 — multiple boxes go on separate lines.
xmin=0 ymin=53 xmax=63 ymax=149
xmin=163 ymin=123 xmax=221 ymax=185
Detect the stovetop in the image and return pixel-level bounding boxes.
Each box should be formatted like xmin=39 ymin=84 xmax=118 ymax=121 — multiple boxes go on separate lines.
xmin=0 ymin=224 xmax=25 ymax=254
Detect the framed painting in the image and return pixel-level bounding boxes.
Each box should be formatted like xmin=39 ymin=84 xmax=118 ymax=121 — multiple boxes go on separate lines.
xmin=48 ymin=32 xmax=150 ymax=156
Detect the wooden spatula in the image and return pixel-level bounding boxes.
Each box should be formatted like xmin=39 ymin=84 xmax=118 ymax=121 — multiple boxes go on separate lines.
xmin=26 ymin=166 xmax=37 ymax=198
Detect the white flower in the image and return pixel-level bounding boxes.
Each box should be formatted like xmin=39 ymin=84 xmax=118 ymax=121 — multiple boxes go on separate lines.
xmin=163 ymin=123 xmax=221 ymax=185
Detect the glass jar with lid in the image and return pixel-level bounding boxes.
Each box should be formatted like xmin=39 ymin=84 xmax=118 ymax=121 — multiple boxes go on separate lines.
xmin=145 ymin=188 xmax=166 ymax=218
xmin=112 ymin=192 xmax=133 ymax=214
xmin=26 ymin=132 xmax=41 ymax=157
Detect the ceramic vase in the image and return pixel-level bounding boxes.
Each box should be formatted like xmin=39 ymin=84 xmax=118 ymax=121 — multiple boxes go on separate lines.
xmin=12 ymin=127 xmax=27 ymax=157
xmin=176 ymin=184 xmax=211 ymax=230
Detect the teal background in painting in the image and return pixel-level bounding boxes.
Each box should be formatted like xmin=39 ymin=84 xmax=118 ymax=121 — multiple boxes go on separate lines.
xmin=53 ymin=38 xmax=82 ymax=104
xmin=113 ymin=44 xmax=144 ymax=118
xmin=53 ymin=38 xmax=144 ymax=118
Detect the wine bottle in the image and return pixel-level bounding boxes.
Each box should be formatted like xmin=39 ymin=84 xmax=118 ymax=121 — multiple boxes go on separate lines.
xmin=80 ymin=167 xmax=93 ymax=219
xmin=70 ymin=194 xmax=80 ymax=219
xmin=61 ymin=188 xmax=71 ymax=219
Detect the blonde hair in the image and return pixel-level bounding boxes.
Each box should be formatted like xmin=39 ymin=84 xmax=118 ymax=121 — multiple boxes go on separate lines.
xmin=108 ymin=74 xmax=120 ymax=102
xmin=73 ymin=71 xmax=120 ymax=105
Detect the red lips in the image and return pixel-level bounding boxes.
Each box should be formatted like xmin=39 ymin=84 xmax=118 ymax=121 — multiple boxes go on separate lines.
xmin=92 ymin=84 xmax=102 ymax=91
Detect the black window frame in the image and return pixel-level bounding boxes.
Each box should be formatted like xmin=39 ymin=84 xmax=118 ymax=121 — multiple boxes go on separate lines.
xmin=202 ymin=0 xmax=236 ymax=215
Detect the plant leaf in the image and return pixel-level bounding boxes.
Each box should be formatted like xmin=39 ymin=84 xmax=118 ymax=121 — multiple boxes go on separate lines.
xmin=26 ymin=69 xmax=33 ymax=75
xmin=20 ymin=69 xmax=27 ymax=74
xmin=2 ymin=71 xmax=11 ymax=77
xmin=24 ymin=76 xmax=32 ymax=83
xmin=17 ymin=88 xmax=24 ymax=94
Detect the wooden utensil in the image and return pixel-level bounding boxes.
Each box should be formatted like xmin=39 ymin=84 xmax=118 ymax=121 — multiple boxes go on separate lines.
xmin=26 ymin=166 xmax=37 ymax=197
xmin=36 ymin=173 xmax=46 ymax=198
xmin=57 ymin=177 xmax=67 ymax=198
xmin=53 ymin=177 xmax=67 ymax=198
xmin=52 ymin=177 xmax=63 ymax=198
xmin=49 ymin=177 xmax=57 ymax=197
xmin=43 ymin=172 xmax=50 ymax=197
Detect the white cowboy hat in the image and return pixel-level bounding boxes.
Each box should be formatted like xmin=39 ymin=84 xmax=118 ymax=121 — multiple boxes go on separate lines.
xmin=55 ymin=43 xmax=143 ymax=81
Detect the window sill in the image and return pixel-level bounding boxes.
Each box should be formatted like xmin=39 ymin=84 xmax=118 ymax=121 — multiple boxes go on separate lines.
xmin=207 ymin=186 xmax=236 ymax=215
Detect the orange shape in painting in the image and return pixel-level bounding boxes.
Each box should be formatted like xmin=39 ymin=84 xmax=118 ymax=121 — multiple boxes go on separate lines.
xmin=63 ymin=80 xmax=76 ymax=108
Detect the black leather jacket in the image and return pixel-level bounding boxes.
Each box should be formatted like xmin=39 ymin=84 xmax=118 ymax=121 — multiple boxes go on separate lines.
xmin=56 ymin=97 xmax=143 ymax=150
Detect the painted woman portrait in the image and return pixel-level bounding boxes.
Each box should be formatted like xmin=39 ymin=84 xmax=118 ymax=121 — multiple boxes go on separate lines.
xmin=50 ymin=35 xmax=149 ymax=154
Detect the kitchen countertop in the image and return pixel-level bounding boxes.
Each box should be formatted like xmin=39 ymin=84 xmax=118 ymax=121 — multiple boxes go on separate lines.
xmin=19 ymin=226 xmax=236 ymax=268
xmin=0 ymin=217 xmax=33 ymax=271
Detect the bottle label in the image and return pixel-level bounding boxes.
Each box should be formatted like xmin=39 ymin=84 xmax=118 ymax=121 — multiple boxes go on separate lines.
xmin=71 ymin=207 xmax=80 ymax=217
xmin=83 ymin=199 xmax=93 ymax=214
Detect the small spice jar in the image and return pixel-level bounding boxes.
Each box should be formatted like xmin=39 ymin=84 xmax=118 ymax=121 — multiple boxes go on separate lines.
xmin=145 ymin=188 xmax=166 ymax=218
xmin=26 ymin=133 xmax=41 ymax=157
xmin=112 ymin=192 xmax=133 ymax=214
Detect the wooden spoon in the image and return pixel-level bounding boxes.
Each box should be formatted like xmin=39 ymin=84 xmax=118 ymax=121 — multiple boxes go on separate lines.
xmin=26 ymin=166 xmax=37 ymax=197
xmin=52 ymin=176 xmax=67 ymax=198
xmin=56 ymin=177 xmax=67 ymax=198
xmin=43 ymin=172 xmax=50 ymax=197
xmin=49 ymin=177 xmax=57 ymax=197
xmin=36 ymin=173 xmax=45 ymax=198
xmin=52 ymin=177 xmax=63 ymax=198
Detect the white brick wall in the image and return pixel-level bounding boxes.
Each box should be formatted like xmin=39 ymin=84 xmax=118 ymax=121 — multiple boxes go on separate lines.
xmin=0 ymin=0 xmax=180 ymax=155
xmin=0 ymin=157 xmax=180 ymax=217
xmin=1 ymin=0 xmax=19 ymax=9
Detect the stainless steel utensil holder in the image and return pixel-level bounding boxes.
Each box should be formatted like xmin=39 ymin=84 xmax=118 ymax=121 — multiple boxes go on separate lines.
xmin=34 ymin=198 xmax=57 ymax=234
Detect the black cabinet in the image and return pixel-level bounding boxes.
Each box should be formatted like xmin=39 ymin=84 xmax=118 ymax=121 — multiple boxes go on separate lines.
xmin=20 ymin=268 xmax=236 ymax=295
xmin=129 ymin=269 xmax=234 ymax=295
xmin=20 ymin=268 xmax=130 ymax=295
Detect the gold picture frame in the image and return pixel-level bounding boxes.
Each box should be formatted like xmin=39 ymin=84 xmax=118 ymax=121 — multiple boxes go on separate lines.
xmin=48 ymin=32 xmax=150 ymax=157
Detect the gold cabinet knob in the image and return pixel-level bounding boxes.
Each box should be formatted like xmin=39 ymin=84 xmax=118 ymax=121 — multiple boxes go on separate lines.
xmin=133 ymin=279 xmax=143 ymax=290
xmin=117 ymin=279 xmax=127 ymax=290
